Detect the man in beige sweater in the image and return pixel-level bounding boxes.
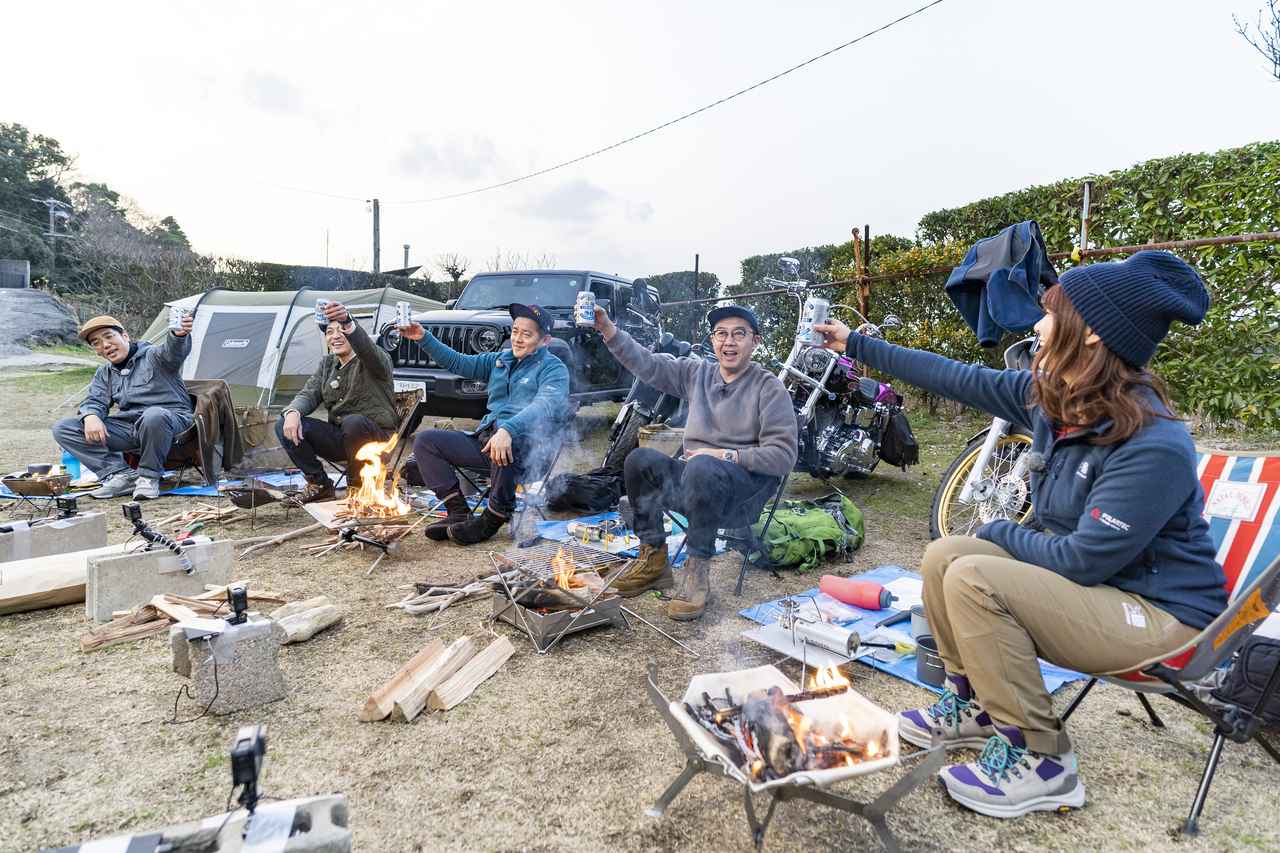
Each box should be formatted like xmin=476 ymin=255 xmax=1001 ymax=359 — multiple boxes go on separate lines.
xmin=592 ymin=304 xmax=797 ymax=620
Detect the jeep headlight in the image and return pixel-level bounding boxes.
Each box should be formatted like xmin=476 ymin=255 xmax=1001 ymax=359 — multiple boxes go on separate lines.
xmin=381 ymin=326 xmax=401 ymax=351
xmin=476 ymin=327 xmax=501 ymax=352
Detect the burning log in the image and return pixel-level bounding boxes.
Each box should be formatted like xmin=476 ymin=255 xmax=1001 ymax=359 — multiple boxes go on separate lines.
xmin=742 ymin=687 xmax=806 ymax=780
xmin=712 ymin=683 xmax=850 ymax=724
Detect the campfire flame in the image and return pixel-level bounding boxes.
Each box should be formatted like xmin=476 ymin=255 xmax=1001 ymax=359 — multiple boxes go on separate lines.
xmin=809 ymin=664 xmax=852 ymax=690
xmin=551 ymin=546 xmax=585 ymax=591
xmin=347 ymin=435 xmax=411 ymax=518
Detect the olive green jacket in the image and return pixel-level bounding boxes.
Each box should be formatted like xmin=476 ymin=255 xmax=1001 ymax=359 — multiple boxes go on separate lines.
xmin=285 ymin=321 xmax=399 ymax=430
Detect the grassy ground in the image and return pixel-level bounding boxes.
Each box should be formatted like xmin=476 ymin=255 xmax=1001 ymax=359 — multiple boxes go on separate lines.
xmin=1 ymin=362 xmax=1277 ymax=852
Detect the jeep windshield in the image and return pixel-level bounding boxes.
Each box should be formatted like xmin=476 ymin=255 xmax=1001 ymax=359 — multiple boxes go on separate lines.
xmin=454 ymin=274 xmax=584 ymax=310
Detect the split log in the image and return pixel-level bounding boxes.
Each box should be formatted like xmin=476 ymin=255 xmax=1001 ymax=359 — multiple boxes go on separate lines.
xmin=358 ymin=639 xmax=446 ymax=722
xmin=79 ymin=618 xmax=170 ymax=651
xmin=0 ymin=542 xmax=134 ymax=615
xmin=238 ymin=523 xmax=324 ymax=559
xmin=277 ymin=604 xmax=343 ymax=644
xmin=150 ymin=595 xmax=200 ymax=624
xmin=428 ymin=636 xmax=515 ymax=712
xmin=391 ymin=637 xmax=480 ymax=722
xmin=270 ymin=596 xmax=332 ymax=621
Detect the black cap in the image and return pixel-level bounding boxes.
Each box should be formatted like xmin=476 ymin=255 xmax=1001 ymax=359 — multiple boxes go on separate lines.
xmin=509 ymin=303 xmax=552 ymax=335
xmin=706 ymin=304 xmax=759 ymax=334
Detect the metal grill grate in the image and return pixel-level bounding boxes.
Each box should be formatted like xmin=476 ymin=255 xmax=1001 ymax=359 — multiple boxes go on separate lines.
xmin=499 ymin=541 xmax=629 ymax=582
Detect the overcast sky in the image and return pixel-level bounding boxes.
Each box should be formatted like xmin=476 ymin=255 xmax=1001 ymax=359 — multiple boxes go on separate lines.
xmin=7 ymin=0 xmax=1278 ymax=288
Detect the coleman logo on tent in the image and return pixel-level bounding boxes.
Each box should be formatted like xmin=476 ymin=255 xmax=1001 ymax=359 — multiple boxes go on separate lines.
xmin=222 ymin=339 xmax=251 ymax=349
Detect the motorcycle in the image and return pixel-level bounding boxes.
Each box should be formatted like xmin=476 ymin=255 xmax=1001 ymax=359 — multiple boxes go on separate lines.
xmin=928 ymin=335 xmax=1037 ymax=538
xmin=768 ymin=257 xmax=917 ymax=480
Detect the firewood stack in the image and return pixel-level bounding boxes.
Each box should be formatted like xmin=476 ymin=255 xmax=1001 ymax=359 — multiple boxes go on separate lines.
xmin=80 ymin=583 xmax=286 ymax=652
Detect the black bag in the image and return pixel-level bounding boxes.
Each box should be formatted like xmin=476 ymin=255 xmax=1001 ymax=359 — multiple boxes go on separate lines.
xmin=545 ymin=468 xmax=623 ymax=513
xmin=878 ymin=410 xmax=919 ymax=469
xmin=1212 ymin=635 xmax=1280 ymax=728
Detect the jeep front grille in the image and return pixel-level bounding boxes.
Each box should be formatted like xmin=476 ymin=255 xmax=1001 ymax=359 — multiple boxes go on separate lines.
xmin=393 ymin=324 xmax=502 ymax=368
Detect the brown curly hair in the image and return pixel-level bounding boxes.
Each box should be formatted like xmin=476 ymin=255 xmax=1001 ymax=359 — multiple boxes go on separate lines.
xmin=1031 ymin=285 xmax=1177 ymax=444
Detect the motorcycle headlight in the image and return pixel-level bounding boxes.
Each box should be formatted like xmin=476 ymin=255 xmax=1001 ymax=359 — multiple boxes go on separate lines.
xmin=475 ymin=327 xmax=501 ymax=352
xmin=803 ymin=347 xmax=832 ymax=372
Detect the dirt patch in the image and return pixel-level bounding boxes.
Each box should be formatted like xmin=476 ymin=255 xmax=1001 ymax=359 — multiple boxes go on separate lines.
xmin=1 ymin=368 xmax=1276 ymax=852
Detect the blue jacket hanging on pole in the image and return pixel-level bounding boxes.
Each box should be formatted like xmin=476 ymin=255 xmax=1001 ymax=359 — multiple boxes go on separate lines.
xmin=944 ymin=220 xmax=1058 ymax=347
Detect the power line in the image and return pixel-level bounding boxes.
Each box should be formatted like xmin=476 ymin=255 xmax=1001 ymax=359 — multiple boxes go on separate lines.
xmin=389 ymin=0 xmax=945 ymax=204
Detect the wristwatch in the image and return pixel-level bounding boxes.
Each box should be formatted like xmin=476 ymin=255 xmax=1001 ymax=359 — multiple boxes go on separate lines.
xmin=722 ymin=449 xmax=738 ymax=464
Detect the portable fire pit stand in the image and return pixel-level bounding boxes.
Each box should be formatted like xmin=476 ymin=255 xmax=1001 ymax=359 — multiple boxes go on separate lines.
xmin=644 ymin=664 xmax=943 ymax=852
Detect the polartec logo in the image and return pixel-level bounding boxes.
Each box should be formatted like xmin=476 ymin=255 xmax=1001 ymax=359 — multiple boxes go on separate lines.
xmin=1091 ymin=507 xmax=1131 ymax=532
xmin=1076 ymin=461 xmax=1090 ymax=479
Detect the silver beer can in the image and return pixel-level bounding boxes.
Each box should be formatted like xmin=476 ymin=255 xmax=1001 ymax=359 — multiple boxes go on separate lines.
xmin=798 ymin=296 xmax=830 ymax=345
xmin=167 ymin=305 xmax=190 ymax=331
xmin=315 ymin=298 xmax=330 ymax=325
xmin=395 ymin=301 xmax=412 ymax=327
xmin=575 ymin=291 xmax=596 ymax=327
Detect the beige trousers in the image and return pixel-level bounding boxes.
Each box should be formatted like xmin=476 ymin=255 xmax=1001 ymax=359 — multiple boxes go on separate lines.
xmin=922 ymin=536 xmax=1198 ymax=754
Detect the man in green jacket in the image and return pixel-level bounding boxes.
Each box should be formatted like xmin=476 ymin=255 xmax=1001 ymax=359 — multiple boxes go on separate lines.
xmin=276 ymin=300 xmax=399 ymax=502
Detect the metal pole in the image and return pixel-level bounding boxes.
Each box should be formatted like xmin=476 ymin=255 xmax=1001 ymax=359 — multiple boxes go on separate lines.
xmin=372 ymin=198 xmax=381 ymax=273
xmin=1080 ymin=180 xmax=1093 ymax=258
xmin=403 ymin=244 xmax=410 ymax=270
xmin=325 ymin=229 xmax=330 ymax=267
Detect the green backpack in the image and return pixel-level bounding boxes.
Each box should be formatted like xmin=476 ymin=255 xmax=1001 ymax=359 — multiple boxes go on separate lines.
xmin=750 ymin=492 xmax=865 ymax=573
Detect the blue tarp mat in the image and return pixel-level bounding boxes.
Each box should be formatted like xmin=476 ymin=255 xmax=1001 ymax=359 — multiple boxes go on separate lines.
xmin=739 ymin=564 xmax=1085 ymax=695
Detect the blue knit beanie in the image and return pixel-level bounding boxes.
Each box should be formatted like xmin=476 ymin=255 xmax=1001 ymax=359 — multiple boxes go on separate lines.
xmin=1057 ymin=250 xmax=1210 ymax=368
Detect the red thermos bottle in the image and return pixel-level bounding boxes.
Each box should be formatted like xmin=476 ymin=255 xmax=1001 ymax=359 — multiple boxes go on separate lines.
xmin=819 ymin=575 xmax=897 ymax=610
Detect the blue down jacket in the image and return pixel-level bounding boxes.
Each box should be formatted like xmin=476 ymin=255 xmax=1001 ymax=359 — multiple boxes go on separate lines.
xmin=945 ymin=220 xmax=1058 ymax=347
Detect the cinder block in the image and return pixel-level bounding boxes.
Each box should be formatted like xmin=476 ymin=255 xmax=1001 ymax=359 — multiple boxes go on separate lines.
xmin=35 ymin=794 xmax=352 ymax=852
xmin=85 ymin=539 xmax=231 ymax=623
xmin=0 ymin=512 xmax=107 ymax=563
xmin=178 ymin=615 xmax=288 ymax=715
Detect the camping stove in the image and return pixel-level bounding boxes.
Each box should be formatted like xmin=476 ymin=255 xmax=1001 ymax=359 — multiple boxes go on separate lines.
xmin=491 ymin=590 xmax=627 ymax=652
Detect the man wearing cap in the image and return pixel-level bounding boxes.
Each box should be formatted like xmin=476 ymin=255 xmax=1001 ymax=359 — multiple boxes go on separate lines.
xmin=591 ymin=303 xmax=798 ymax=621
xmin=399 ymin=304 xmax=570 ymax=545
xmin=277 ymin=300 xmax=399 ymax=503
xmin=51 ymin=313 xmax=195 ymax=500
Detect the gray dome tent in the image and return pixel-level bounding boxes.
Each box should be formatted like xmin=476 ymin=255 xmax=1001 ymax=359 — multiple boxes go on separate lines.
xmin=142 ymin=286 xmax=444 ymax=409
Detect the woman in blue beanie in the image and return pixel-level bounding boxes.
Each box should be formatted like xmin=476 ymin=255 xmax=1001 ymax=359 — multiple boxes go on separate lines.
xmin=815 ymin=250 xmax=1226 ymax=819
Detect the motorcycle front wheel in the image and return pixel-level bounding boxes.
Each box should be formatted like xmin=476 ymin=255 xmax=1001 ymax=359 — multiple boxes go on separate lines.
xmin=929 ymin=432 xmax=1034 ymax=539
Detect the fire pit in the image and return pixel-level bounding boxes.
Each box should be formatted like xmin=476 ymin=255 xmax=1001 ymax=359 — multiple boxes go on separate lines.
xmin=645 ymin=663 xmax=942 ymax=851
xmin=488 ymin=545 xmax=638 ymax=654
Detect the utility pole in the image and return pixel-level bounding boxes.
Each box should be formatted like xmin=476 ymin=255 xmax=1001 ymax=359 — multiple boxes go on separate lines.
xmin=32 ymin=197 xmax=71 ymax=286
xmin=403 ymin=244 xmax=410 ymax=271
xmin=325 ymin=228 xmax=330 ymax=267
xmin=369 ymin=198 xmax=381 ymax=273
xmin=693 ymin=253 xmax=699 ymax=299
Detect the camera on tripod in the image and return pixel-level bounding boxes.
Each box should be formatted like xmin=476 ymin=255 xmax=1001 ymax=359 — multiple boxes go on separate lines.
xmin=230 ymin=724 xmax=267 ymax=815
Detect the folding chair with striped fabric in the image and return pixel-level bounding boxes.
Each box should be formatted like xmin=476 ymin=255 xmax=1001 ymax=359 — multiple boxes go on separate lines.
xmin=1060 ymin=448 xmax=1280 ymax=835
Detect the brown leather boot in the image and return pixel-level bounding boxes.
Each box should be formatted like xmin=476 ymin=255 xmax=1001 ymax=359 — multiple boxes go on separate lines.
xmin=667 ymin=556 xmax=711 ymax=621
xmin=610 ymin=543 xmax=674 ymax=597
xmin=299 ymin=478 xmax=336 ymax=504
xmin=425 ymin=492 xmax=470 ymax=541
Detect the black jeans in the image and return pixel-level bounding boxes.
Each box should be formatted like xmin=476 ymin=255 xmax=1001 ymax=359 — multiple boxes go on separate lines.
xmin=275 ymin=415 xmax=388 ymax=488
xmin=624 ymin=447 xmax=778 ymax=559
xmin=412 ymin=427 xmax=527 ymax=516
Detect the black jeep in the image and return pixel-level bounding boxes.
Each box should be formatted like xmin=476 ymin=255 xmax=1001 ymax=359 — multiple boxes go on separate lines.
xmin=379 ymin=270 xmax=662 ymax=420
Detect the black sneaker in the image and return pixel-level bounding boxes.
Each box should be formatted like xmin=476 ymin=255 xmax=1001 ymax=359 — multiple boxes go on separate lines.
xmin=446 ymin=508 xmax=507 ymax=545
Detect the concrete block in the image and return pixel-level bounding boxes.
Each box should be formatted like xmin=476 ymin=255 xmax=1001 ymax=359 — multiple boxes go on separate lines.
xmin=178 ymin=615 xmax=288 ymax=715
xmin=35 ymin=794 xmax=351 ymax=852
xmin=0 ymin=512 xmax=107 ymax=563
xmin=85 ymin=539 xmax=231 ymax=623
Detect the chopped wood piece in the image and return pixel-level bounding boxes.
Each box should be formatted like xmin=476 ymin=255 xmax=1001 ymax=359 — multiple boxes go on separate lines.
xmin=358 ymin=639 xmax=445 ymax=722
xmin=391 ymin=637 xmax=480 ymax=722
xmin=150 ymin=595 xmax=200 ymax=624
xmin=270 ymin=596 xmax=332 ymax=621
xmin=277 ymin=604 xmax=343 ymax=644
xmin=238 ymin=523 xmax=324 ymax=558
xmin=428 ymin=636 xmax=515 ymax=712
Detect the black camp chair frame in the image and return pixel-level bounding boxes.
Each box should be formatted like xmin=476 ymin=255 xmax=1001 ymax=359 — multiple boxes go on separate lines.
xmin=1058 ymin=554 xmax=1280 ymax=836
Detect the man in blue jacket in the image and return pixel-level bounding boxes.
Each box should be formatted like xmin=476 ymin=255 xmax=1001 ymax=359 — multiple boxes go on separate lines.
xmin=52 ymin=314 xmax=194 ymax=501
xmin=399 ymin=304 xmax=569 ymax=545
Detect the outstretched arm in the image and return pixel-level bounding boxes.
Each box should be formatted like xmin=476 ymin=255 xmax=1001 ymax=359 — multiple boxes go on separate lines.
xmin=595 ymin=306 xmax=697 ymax=398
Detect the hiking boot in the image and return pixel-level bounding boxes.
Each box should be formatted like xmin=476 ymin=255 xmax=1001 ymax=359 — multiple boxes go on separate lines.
xmin=447 ymin=508 xmax=507 ymax=546
xmin=89 ymin=470 xmax=138 ymax=499
xmin=899 ymin=688 xmax=997 ymax=750
xmin=939 ymin=734 xmax=1085 ymax=819
xmin=425 ymin=492 xmax=471 ymax=541
xmin=131 ymin=476 xmax=161 ymax=500
xmin=299 ymin=479 xmax=336 ymax=504
xmin=610 ymin=543 xmax=674 ymax=597
xmin=667 ymin=556 xmax=711 ymax=621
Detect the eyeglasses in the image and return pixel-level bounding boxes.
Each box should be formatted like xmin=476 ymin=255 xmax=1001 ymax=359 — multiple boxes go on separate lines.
xmin=710 ymin=328 xmax=753 ymax=343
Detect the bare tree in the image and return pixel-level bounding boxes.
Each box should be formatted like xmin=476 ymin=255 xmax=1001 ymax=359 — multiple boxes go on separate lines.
xmin=436 ymin=252 xmax=469 ymax=283
xmin=1236 ymin=1 xmax=1280 ymax=81
xmin=482 ymin=248 xmax=558 ymax=272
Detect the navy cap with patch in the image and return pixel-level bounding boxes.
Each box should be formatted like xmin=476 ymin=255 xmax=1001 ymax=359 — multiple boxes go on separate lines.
xmin=509 ymin=303 xmax=552 ymax=335
xmin=706 ymin=304 xmax=759 ymax=334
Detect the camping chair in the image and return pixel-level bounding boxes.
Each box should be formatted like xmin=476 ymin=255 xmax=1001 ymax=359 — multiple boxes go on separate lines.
xmin=1060 ymin=449 xmax=1280 ymax=835
xmin=124 ymin=394 xmax=215 ymax=487
xmin=663 ymin=473 xmax=790 ymax=595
